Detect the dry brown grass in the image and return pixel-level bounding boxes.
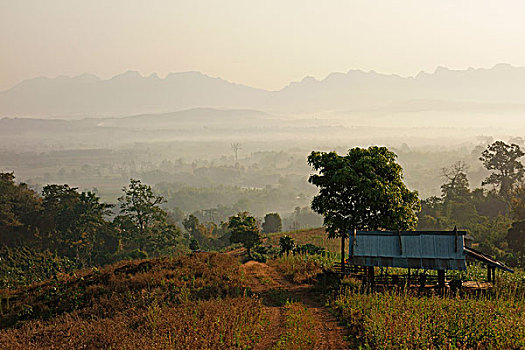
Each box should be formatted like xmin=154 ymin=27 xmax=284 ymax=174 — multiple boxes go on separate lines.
xmin=0 ymin=297 xmax=266 ymax=349
xmin=271 ymin=302 xmax=320 ymax=350
xmin=266 ymin=228 xmax=340 ymax=254
xmin=0 ymin=253 xmax=267 ymax=349
xmin=1 ymin=253 xmax=245 ymax=328
xmin=268 ymin=256 xmax=323 ymax=284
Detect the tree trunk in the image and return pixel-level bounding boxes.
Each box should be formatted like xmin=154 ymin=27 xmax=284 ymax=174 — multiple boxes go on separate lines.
xmin=340 ymin=234 xmax=346 ymax=274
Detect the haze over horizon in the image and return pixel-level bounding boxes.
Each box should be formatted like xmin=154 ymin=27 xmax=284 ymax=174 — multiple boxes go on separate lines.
xmin=2 ymin=1 xmax=525 ymax=91
xmin=3 ymin=62 xmax=524 ymax=93
xmin=4 ymin=62 xmax=525 ymax=119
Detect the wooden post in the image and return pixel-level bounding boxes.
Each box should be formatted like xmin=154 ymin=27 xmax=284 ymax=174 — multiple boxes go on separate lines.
xmin=487 ymin=265 xmax=492 ymax=282
xmin=351 ymin=228 xmax=357 ymax=258
xmin=454 ymin=225 xmax=458 ymax=252
xmin=366 ymin=266 xmax=375 ymax=287
xmin=438 ymin=270 xmax=445 ymax=289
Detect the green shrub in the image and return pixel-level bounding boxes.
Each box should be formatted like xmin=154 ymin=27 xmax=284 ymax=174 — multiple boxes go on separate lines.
xmin=0 ymin=246 xmax=79 ymax=289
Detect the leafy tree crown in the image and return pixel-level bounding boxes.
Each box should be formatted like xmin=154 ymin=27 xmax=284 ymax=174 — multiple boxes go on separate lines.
xmin=307 ymin=146 xmax=420 ymax=238
xmin=228 ymin=212 xmax=261 ymax=255
xmin=479 ymin=141 xmax=524 ymax=198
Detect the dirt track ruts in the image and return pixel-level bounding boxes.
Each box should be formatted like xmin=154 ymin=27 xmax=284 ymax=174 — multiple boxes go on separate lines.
xmin=241 ymin=260 xmax=350 ymax=350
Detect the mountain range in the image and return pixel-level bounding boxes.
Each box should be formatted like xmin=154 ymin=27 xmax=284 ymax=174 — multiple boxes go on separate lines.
xmin=2 ymin=64 xmax=525 ymax=118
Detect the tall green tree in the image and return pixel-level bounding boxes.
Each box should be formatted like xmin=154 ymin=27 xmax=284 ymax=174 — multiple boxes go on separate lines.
xmin=182 ymin=214 xmax=199 ymax=235
xmin=0 ymin=172 xmax=42 ymax=247
xmin=116 ymin=179 xmax=180 ymax=254
xmin=308 ymin=146 xmax=420 ymax=271
xmin=182 ymin=214 xmax=210 ymax=249
xmin=262 ymin=213 xmax=282 ymax=233
xmin=228 ymin=212 xmax=261 ymax=258
xmin=507 ymin=221 xmax=525 ymax=264
xmin=440 ymin=161 xmax=470 ymax=201
xmin=511 ymin=186 xmax=525 ymax=221
xmin=42 ymin=184 xmax=114 ymax=264
xmin=480 ymin=141 xmax=524 ymax=198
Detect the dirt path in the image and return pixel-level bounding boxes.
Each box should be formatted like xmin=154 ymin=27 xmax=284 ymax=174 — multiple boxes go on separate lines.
xmin=241 ymin=261 xmax=350 ymax=350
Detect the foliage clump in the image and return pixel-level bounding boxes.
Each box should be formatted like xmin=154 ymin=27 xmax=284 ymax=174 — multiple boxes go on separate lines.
xmin=263 ymin=212 xmax=282 ymax=233
xmin=0 ymin=175 xmax=188 ymax=287
xmin=229 ymin=212 xmax=262 ymax=258
xmin=308 ymin=146 xmax=420 ymax=237
xmin=418 ymin=141 xmax=525 ymax=265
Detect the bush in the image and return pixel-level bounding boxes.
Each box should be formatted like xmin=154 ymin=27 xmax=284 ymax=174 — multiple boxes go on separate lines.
xmin=0 ymin=246 xmax=79 ymax=289
xmin=111 ymin=248 xmax=149 ymax=262
xmin=294 ymin=243 xmax=326 ymax=256
xmin=251 ymin=251 xmax=267 ymax=263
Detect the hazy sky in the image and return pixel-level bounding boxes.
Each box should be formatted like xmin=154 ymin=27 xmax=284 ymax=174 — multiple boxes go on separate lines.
xmin=2 ymin=0 xmax=525 ymax=91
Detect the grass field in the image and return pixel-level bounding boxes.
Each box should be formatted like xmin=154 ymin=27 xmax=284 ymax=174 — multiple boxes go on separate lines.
xmin=271 ymin=302 xmax=320 ymax=350
xmin=0 ymin=253 xmax=267 ymax=349
xmin=332 ymin=287 xmax=525 ymax=349
xmin=329 ymin=267 xmax=525 ymax=350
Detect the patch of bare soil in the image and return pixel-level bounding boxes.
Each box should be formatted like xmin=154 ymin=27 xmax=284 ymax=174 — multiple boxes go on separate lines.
xmin=241 ymin=260 xmax=350 ymax=350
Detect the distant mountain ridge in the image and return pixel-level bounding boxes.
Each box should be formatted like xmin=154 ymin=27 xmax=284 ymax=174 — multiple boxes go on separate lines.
xmin=2 ymin=64 xmax=525 ymax=118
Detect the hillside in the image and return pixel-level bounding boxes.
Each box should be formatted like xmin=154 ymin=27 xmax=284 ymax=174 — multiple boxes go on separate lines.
xmin=0 ymin=253 xmax=265 ymax=349
xmin=2 ymin=237 xmax=525 ymax=349
xmin=0 ymin=251 xmax=347 ymax=349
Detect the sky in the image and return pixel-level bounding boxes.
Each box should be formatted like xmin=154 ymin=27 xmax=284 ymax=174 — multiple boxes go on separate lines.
xmin=2 ymin=0 xmax=525 ymax=91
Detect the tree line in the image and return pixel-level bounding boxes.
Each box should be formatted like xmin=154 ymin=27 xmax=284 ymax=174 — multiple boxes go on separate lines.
xmin=0 ymin=172 xmax=290 ymax=287
xmin=418 ymin=141 xmax=525 ymax=265
xmin=0 ymin=175 xmax=188 ymax=287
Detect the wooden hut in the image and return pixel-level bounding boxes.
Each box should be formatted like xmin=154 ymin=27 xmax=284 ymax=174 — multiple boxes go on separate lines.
xmin=341 ymin=229 xmax=513 ymax=288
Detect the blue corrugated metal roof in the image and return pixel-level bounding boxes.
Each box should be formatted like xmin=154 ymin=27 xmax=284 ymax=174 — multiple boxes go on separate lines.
xmin=348 ymin=230 xmax=467 ymax=270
